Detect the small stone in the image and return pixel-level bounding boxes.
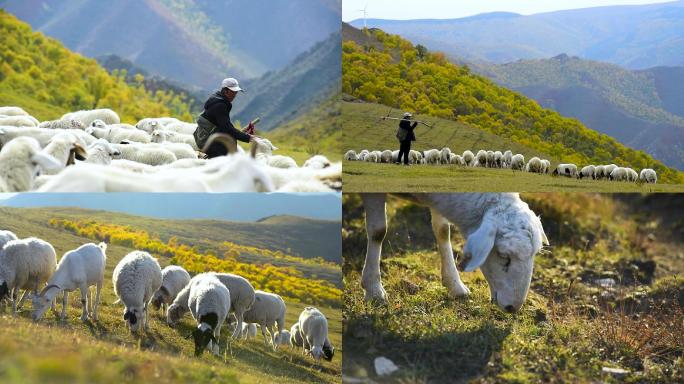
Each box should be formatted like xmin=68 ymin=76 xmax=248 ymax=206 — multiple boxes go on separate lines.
xmin=602 ymin=367 xmax=629 ymax=377
xmin=595 ymin=278 xmax=616 ymax=288
xmin=374 ymin=356 xmax=399 ymax=376
xmin=399 ymin=279 xmax=420 ymax=295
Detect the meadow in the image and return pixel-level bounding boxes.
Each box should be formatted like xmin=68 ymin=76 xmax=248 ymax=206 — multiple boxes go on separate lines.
xmin=342 ymin=193 xmax=684 ymax=383
xmin=0 ymin=207 xmax=342 ymax=384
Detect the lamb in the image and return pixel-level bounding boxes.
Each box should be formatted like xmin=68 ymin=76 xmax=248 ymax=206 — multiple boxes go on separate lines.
xmin=151 ymin=266 xmax=191 ymax=313
xmin=0 ymin=137 xmax=61 ymax=192
xmin=0 ymin=106 xmax=28 ymax=116
xmin=409 ymin=150 xmax=423 ymax=164
xmin=380 ymin=150 xmax=393 ymax=163
xmin=32 ymin=242 xmax=107 ymax=322
xmin=113 ymin=142 xmax=177 ymax=165
xmin=0 ymin=116 xmax=38 ymax=127
xmin=37 ymin=153 xmax=274 ymax=192
xmin=450 ymin=153 xmax=465 ymax=166
xmin=304 ymin=155 xmax=332 ymax=169
xmin=424 ymin=149 xmax=441 ymax=165
xmin=188 ymin=274 xmax=231 ymax=356
xmin=84 ymin=139 xmax=122 ymax=165
xmin=290 ymin=322 xmax=304 ymax=347
xmin=360 ymin=193 xmax=549 ymax=313
xmin=639 ymin=168 xmax=657 ymax=184
xmin=150 ymin=129 xmax=198 ymax=150
xmin=525 ymin=157 xmax=543 ymax=173
xmin=242 ymin=290 xmax=286 ymax=349
xmin=61 ymin=108 xmax=120 ymax=126
xmin=0 ymin=230 xmax=18 ymax=250
xmin=579 ymin=165 xmax=596 ymax=180
xmin=510 ymin=154 xmax=525 ymax=171
xmin=298 ymin=306 xmax=334 ymax=362
xmin=553 ymin=164 xmax=578 ymax=178
xmin=0 ymin=237 xmax=57 ymax=315
xmin=112 ymin=251 xmax=162 ymax=333
xmin=463 ymin=150 xmax=475 ymax=167
xmin=274 ymin=329 xmax=293 ymax=348
xmin=440 ymin=147 xmax=452 ymax=165
xmin=474 ymin=150 xmax=487 ymax=167
xmin=241 ymin=323 xmax=258 ymax=339
xmin=167 ymin=272 xmax=256 ymax=340
xmin=38 ymin=119 xmax=86 ymax=130
xmin=344 ymin=150 xmax=357 ymax=161
xmin=494 ymin=151 xmax=503 ymax=168
xmin=41 ymin=132 xmax=88 ymax=173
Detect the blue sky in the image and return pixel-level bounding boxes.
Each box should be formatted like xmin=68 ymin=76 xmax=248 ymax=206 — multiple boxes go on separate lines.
xmin=0 ymin=193 xmax=341 ymax=222
xmin=343 ymin=0 xmax=676 ymax=21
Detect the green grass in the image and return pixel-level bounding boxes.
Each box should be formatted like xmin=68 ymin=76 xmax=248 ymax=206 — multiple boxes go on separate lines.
xmin=0 ymin=208 xmax=341 ymax=384
xmin=343 ymin=194 xmax=684 ymax=383
xmin=341 ymin=102 xmax=684 ymax=192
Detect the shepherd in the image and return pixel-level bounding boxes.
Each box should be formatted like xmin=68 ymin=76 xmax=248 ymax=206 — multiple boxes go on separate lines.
xmin=396 ymin=112 xmax=418 ymax=165
xmin=194 ymin=77 xmax=257 ymax=158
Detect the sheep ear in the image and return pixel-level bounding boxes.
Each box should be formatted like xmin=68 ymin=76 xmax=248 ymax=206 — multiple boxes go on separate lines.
xmin=123 ymin=311 xmax=130 ymax=320
xmin=32 ymin=152 xmax=62 ymax=172
xmin=461 ymin=216 xmax=497 ymax=272
xmin=73 ymin=143 xmax=88 ymax=161
xmin=537 ymin=215 xmax=550 ymax=246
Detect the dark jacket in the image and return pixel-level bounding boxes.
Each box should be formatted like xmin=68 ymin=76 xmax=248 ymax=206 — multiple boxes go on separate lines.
xmin=398 ymin=119 xmax=418 ymax=142
xmin=200 ymin=91 xmax=251 ymax=143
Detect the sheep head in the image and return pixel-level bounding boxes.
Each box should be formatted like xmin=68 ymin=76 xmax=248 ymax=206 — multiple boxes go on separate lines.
xmin=191 ymin=324 xmax=216 ymax=356
xmin=123 ymin=307 xmax=142 ymax=332
xmin=32 ymin=284 xmax=61 ymax=321
xmin=0 ymin=281 xmax=8 ymax=301
xmin=151 ymin=286 xmax=170 ymax=310
xmin=323 ymin=342 xmax=335 ymax=361
xmin=166 ymin=303 xmax=185 ymax=327
xmin=459 ymin=207 xmax=549 ymax=313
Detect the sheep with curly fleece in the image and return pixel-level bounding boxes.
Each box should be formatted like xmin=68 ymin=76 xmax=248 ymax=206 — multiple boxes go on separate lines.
xmin=639 ymin=168 xmax=657 ymax=184
xmin=359 ymin=193 xmax=548 ymax=313
xmin=112 ymin=251 xmax=162 ymax=333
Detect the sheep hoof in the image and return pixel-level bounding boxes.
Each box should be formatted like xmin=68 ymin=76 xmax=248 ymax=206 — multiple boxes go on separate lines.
xmin=447 ymin=282 xmax=470 ymax=299
xmin=364 ymin=283 xmax=387 ymax=304
xmin=80 ymin=315 xmax=88 ymax=322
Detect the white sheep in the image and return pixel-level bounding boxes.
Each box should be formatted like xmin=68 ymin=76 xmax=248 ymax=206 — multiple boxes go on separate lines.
xmin=113 ymin=143 xmax=177 ymax=165
xmin=163 ymin=121 xmax=198 ymax=135
xmin=502 ymin=150 xmax=513 ymax=168
xmin=41 ymin=132 xmax=89 ymax=173
xmin=344 ymin=150 xmax=358 ymax=161
xmin=579 ymin=165 xmax=596 ymax=180
xmin=0 ymin=137 xmax=61 ymax=192
xmin=380 ymin=150 xmax=393 ymax=163
xmin=0 ymin=116 xmax=38 ymax=127
xmin=151 ymin=266 xmax=191 ymax=313
xmin=112 ymin=251 xmax=162 ymax=333
xmin=525 ymin=157 xmax=543 ymax=173
xmin=32 ymin=242 xmax=107 ymax=322
xmin=424 ymin=149 xmax=441 ymax=165
xmin=494 ymin=151 xmax=503 ymax=168
xmin=241 ymin=323 xmax=258 ymax=339
xmin=242 ymin=290 xmax=286 ymax=349
xmin=360 ymin=193 xmax=549 ymax=313
xmin=626 ymin=168 xmax=638 ymax=182
xmin=440 ymin=147 xmax=452 ymax=165
xmin=0 ymin=106 xmax=28 ymax=116
xmin=266 ymin=155 xmax=298 ymax=169
xmin=486 ymin=151 xmax=495 ymax=168
xmin=86 ymin=125 xmax=151 ymax=144
xmin=299 ymin=306 xmax=334 ymax=362
xmin=510 ymin=154 xmax=525 ymax=170
xmin=0 ymin=237 xmax=57 ymax=315
xmin=0 ymin=230 xmax=18 ymax=250
xmin=188 ymin=274 xmax=231 ymax=356
xmin=290 ymin=322 xmax=304 ymax=347
xmin=0 ymin=126 xmax=96 ymax=149
xmin=61 ymin=108 xmax=120 ymax=126
xmin=135 ymin=117 xmax=182 ymax=133
xmin=263 ymin=162 xmax=342 ymax=192
xmin=595 ymin=165 xmax=606 ymax=179
xmin=639 ymin=168 xmax=657 ymax=184
xmin=604 ymin=164 xmax=618 ymax=176
xmin=365 ymin=151 xmax=379 ymax=163
xmin=39 ymin=119 xmax=86 ymax=130
xmin=274 ymin=329 xmax=293 ymax=348
xmin=541 ymin=159 xmax=551 ymax=174
xmin=150 ymin=129 xmax=198 ymax=150
xmin=553 ymin=163 xmax=578 ymax=178
xmin=303 ymin=155 xmax=332 ymax=169
xmin=474 ymin=150 xmax=487 ymax=167
xmin=609 ymin=167 xmax=628 ymax=181
xmin=409 ymin=150 xmax=423 ymax=164
xmin=84 ymin=139 xmax=122 ymax=165
xmin=463 ymin=150 xmax=475 ymax=167
xmin=167 ymin=272 xmax=256 ymax=340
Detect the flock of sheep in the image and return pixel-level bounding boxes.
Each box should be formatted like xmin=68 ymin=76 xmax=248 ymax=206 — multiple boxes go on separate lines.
xmin=345 ymin=148 xmax=658 ymax=184
xmin=0 ymin=106 xmax=341 ymax=192
xmin=0 ymin=230 xmax=335 ymax=361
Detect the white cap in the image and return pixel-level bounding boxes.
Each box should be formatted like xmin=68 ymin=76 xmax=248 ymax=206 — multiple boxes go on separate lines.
xmin=221 ymin=77 xmax=244 ymax=92
xmin=403 ymin=112 xmax=412 ymax=118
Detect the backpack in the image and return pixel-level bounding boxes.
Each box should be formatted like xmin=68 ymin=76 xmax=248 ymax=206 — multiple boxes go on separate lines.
xmin=194 ymin=115 xmax=217 ymax=150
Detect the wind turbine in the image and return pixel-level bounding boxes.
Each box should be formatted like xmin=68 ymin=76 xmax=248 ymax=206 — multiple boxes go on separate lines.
xmin=358 ymin=3 xmax=368 ymax=29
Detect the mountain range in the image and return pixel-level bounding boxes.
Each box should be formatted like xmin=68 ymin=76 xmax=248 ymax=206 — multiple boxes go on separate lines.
xmin=1 ymin=0 xmax=340 ymax=89
xmin=349 ymin=1 xmax=684 ymax=69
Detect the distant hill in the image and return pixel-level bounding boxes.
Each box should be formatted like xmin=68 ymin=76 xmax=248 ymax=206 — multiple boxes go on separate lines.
xmin=477 ymin=55 xmax=684 ymax=169
xmin=349 ymin=1 xmax=684 ymax=69
xmin=2 ymin=0 xmax=341 ymax=89
xmin=233 ymin=31 xmax=341 ymax=132
xmin=341 ymin=24 xmax=683 ymax=183
xmin=0 ymin=10 xmax=193 ymax=122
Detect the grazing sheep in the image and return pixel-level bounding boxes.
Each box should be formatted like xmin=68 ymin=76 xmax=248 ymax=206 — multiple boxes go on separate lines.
xmin=61 ymin=109 xmax=120 ymax=126
xmin=609 ymin=167 xmax=629 ymax=181
xmin=0 ymin=106 xmax=28 ymax=116
xmin=274 ymin=329 xmax=293 ymax=348
xmin=0 ymin=116 xmax=38 ymax=127
xmin=579 ymin=165 xmax=596 ymax=180
xmin=167 ymin=272 xmax=256 ymax=340
xmin=380 ymin=150 xmax=393 ymax=163
xmin=0 ymin=137 xmax=61 ymax=192
xmin=626 ymin=168 xmax=638 ymax=182
xmin=525 ymin=157 xmax=543 ymax=173
xmin=463 ymin=150 xmax=475 ymax=167
xmin=241 ymin=323 xmax=258 ymax=339
xmin=344 ymin=150 xmax=358 ymax=161
xmin=365 ymin=151 xmax=379 ymax=163
xmin=32 ymin=243 xmax=107 ymax=322
xmin=553 ymin=164 xmax=578 ymax=178
xmin=0 ymin=237 xmax=57 ymax=315
xmin=299 ymin=307 xmax=334 ymax=362
xmin=424 ymin=149 xmax=441 ymax=165
xmin=510 ymin=154 xmax=525 ymax=171
xmin=485 ymin=151 xmax=495 ymax=168
xmin=242 ymin=290 xmax=286 ymax=349
xmin=440 ymin=148 xmax=452 ymax=165
xmin=502 ymin=150 xmax=513 ymax=168
xmin=541 ymin=159 xmax=551 ymax=174
xmin=304 ymin=155 xmax=331 ymax=169
xmin=0 ymin=230 xmax=18 ymax=250
xmin=360 ymin=193 xmax=549 ymax=313
xmin=409 ymin=150 xmax=422 ymax=164
xmin=494 ymin=151 xmax=503 ymax=168
xmin=163 ymin=121 xmax=198 ymax=135
xmin=604 ymin=164 xmax=618 ymax=176
xmin=594 ymin=165 xmax=606 ymax=179
xmin=639 ymin=168 xmax=657 ymax=184
xmin=112 ymin=251 xmax=162 ymax=333
xmin=188 ymin=274 xmax=231 ymax=356
xmin=474 ymin=150 xmax=487 ymax=167
xmin=290 ymin=322 xmax=304 ymax=347
xmin=38 ymin=119 xmax=86 ymax=130
xmin=151 ymin=266 xmax=191 ymax=313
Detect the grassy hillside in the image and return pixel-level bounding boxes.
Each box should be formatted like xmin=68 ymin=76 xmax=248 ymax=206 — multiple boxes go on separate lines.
xmin=0 ymin=207 xmax=341 ymax=384
xmin=341 ymin=102 xmax=684 ymax=192
xmin=341 ymin=25 xmax=683 ymax=184
xmin=0 ymin=10 xmax=194 ymax=123
xmin=343 ymin=193 xmax=684 ymax=383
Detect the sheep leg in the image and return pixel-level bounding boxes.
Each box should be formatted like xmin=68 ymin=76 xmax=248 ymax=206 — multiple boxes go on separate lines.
xmin=231 ymin=310 xmax=243 ymax=340
xmin=430 ymin=209 xmax=470 ymax=298
xmin=361 ymin=193 xmax=388 ymax=303
xmin=11 ymin=289 xmax=17 ymax=316
xmin=212 ymin=324 xmax=221 ymax=355
xmin=79 ymin=283 xmax=89 ymax=321
xmin=92 ymin=281 xmax=102 ymax=321
xmin=265 ymin=324 xmax=277 ymax=350
xmin=260 ymin=323 xmax=270 ymax=347
xmin=16 ymin=289 xmax=29 ymax=309
xmin=61 ymin=291 xmax=68 ymax=320
xmin=143 ymin=302 xmax=150 ymax=332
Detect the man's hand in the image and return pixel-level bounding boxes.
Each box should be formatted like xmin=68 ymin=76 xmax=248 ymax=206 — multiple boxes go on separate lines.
xmin=244 ymin=122 xmax=255 ymax=135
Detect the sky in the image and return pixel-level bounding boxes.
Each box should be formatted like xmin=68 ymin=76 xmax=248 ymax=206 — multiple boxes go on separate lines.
xmin=342 ymin=0 xmax=676 ymax=21
xmin=0 ymin=193 xmax=341 ymax=222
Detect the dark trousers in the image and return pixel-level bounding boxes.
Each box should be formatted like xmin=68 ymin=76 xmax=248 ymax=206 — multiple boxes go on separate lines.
xmin=398 ymin=140 xmax=412 ymax=164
